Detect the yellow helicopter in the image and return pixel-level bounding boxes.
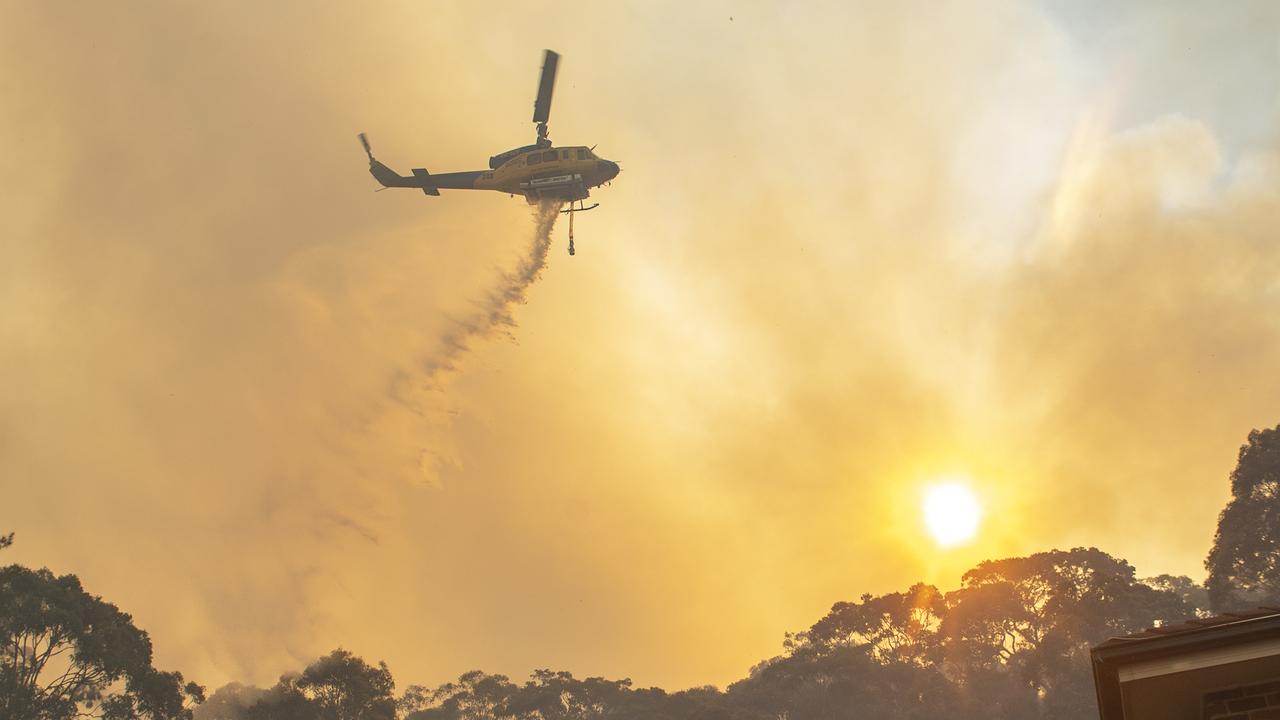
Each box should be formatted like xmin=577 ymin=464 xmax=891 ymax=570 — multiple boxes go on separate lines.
xmin=359 ymin=50 xmax=619 ymax=256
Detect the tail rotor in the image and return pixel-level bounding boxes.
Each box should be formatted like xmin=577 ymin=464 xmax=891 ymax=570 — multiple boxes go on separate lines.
xmin=357 ymin=132 xmax=425 ymax=192
xmin=358 ymin=132 xmax=375 ymax=164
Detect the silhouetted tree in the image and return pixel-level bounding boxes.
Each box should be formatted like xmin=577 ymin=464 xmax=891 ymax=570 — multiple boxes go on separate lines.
xmin=218 ymin=545 xmax=1210 ymax=720
xmin=727 ymin=645 xmax=954 ymax=720
xmin=399 ymin=670 xmax=740 ymax=720
xmin=0 ymin=563 xmax=204 ymax=720
xmin=504 ymin=670 xmax=636 ymax=720
xmin=401 ymin=671 xmax=517 ymax=720
xmin=1142 ymin=574 xmax=1209 ymax=616
xmin=194 ymin=682 xmax=268 ymax=720
xmin=944 ymin=548 xmax=1196 ymax=719
xmin=243 ymin=649 xmax=395 ymax=720
xmin=702 ymin=547 xmax=1199 ymax=720
xmin=795 ymin=583 xmax=946 ymax=666
xmin=1206 ymin=424 xmax=1280 ymax=612
xmin=665 ymin=685 xmax=741 ymax=720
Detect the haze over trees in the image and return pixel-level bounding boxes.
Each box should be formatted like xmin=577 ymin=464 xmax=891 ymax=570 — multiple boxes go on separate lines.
xmin=4 ymin=424 xmax=1279 ymax=719
xmin=189 ymin=548 xmax=1198 ymax=720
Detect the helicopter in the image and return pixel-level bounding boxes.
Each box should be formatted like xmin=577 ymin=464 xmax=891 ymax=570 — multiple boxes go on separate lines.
xmin=359 ymin=50 xmax=619 ymax=256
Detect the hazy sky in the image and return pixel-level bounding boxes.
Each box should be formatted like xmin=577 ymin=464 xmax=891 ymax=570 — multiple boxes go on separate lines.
xmin=3 ymin=0 xmax=1279 ymax=695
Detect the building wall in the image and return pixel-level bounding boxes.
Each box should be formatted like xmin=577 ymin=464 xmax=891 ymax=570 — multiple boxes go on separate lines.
xmin=1119 ymin=656 xmax=1280 ymax=720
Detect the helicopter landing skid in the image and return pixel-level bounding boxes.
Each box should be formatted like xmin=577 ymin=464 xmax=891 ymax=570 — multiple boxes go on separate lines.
xmin=559 ymin=202 xmax=599 ymax=214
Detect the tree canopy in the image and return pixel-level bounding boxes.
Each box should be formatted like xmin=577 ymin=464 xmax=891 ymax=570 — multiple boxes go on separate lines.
xmin=765 ymin=547 xmax=1199 ymax=720
xmin=18 ymin=422 xmax=1280 ymax=720
xmin=0 ymin=563 xmax=204 ymax=720
xmin=1206 ymin=424 xmax=1280 ymax=612
xmin=200 ymin=547 xmax=1204 ymax=720
xmin=239 ymin=649 xmax=396 ymax=720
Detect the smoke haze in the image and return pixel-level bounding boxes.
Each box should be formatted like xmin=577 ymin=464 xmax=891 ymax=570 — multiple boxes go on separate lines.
xmin=2 ymin=0 xmax=1279 ymax=696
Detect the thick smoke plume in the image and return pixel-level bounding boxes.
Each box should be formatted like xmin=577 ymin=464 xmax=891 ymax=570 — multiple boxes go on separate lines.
xmin=4 ymin=0 xmax=1280 ymax=698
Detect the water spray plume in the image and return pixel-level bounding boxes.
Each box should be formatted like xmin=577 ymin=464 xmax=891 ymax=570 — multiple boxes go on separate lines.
xmin=422 ymin=200 xmax=563 ymax=383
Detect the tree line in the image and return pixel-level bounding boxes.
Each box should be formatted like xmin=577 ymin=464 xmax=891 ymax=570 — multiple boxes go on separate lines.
xmin=4 ymin=425 xmax=1280 ymax=720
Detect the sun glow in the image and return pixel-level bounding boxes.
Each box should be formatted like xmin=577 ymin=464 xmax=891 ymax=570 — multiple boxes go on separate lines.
xmin=922 ymin=480 xmax=982 ymax=547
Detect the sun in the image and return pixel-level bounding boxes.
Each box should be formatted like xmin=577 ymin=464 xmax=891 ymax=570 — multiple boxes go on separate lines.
xmin=922 ymin=480 xmax=982 ymax=547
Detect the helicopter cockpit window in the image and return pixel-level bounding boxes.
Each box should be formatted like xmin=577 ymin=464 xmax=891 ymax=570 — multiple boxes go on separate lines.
xmin=542 ymin=150 xmax=558 ymax=162
xmin=561 ymin=150 xmax=569 ymax=159
xmin=577 ymin=148 xmax=587 ymax=160
xmin=527 ymin=153 xmax=541 ymax=165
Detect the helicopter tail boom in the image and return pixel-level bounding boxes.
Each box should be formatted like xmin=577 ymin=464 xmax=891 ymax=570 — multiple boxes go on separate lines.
xmin=413 ymin=169 xmax=486 ymax=192
xmin=369 ymin=161 xmax=486 ymax=196
xmin=360 ymin=132 xmax=485 ymax=196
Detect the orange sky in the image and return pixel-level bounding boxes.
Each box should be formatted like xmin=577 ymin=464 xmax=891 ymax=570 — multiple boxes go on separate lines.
xmin=2 ymin=0 xmax=1280 ymax=696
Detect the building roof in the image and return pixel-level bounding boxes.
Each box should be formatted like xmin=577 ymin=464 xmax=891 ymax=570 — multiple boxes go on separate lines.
xmin=1091 ymin=608 xmax=1280 ymax=720
xmin=1095 ymin=606 xmax=1280 ymax=651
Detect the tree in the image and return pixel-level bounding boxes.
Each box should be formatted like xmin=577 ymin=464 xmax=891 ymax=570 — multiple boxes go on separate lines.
xmin=727 ymin=645 xmax=954 ymax=720
xmin=401 ymin=671 xmax=517 ymax=720
xmin=505 ymin=670 xmax=634 ymax=720
xmin=243 ymin=649 xmax=395 ymax=720
xmin=1206 ymin=424 xmax=1280 ymax=612
xmin=795 ymin=583 xmax=946 ymax=666
xmin=1142 ymin=575 xmax=1209 ymax=617
xmin=943 ymin=548 xmax=1195 ymax=720
xmin=194 ymin=683 xmax=268 ymax=720
xmin=731 ymin=548 xmax=1197 ymax=720
xmin=0 ymin=564 xmax=204 ymax=720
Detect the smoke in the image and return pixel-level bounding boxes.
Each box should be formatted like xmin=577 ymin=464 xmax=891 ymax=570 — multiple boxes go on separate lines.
xmin=0 ymin=0 xmax=568 ymax=683
xmin=192 ymin=683 xmax=265 ymax=720
xmin=2 ymin=0 xmax=1279 ymax=699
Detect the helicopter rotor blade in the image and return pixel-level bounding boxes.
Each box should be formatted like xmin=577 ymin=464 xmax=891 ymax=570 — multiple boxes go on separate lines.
xmin=532 ymin=49 xmax=559 ymax=127
xmin=358 ymin=132 xmax=374 ymax=161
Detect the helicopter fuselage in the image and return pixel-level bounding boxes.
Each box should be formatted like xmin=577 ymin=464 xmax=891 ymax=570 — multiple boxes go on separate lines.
xmin=478 ymin=145 xmax=619 ymax=203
